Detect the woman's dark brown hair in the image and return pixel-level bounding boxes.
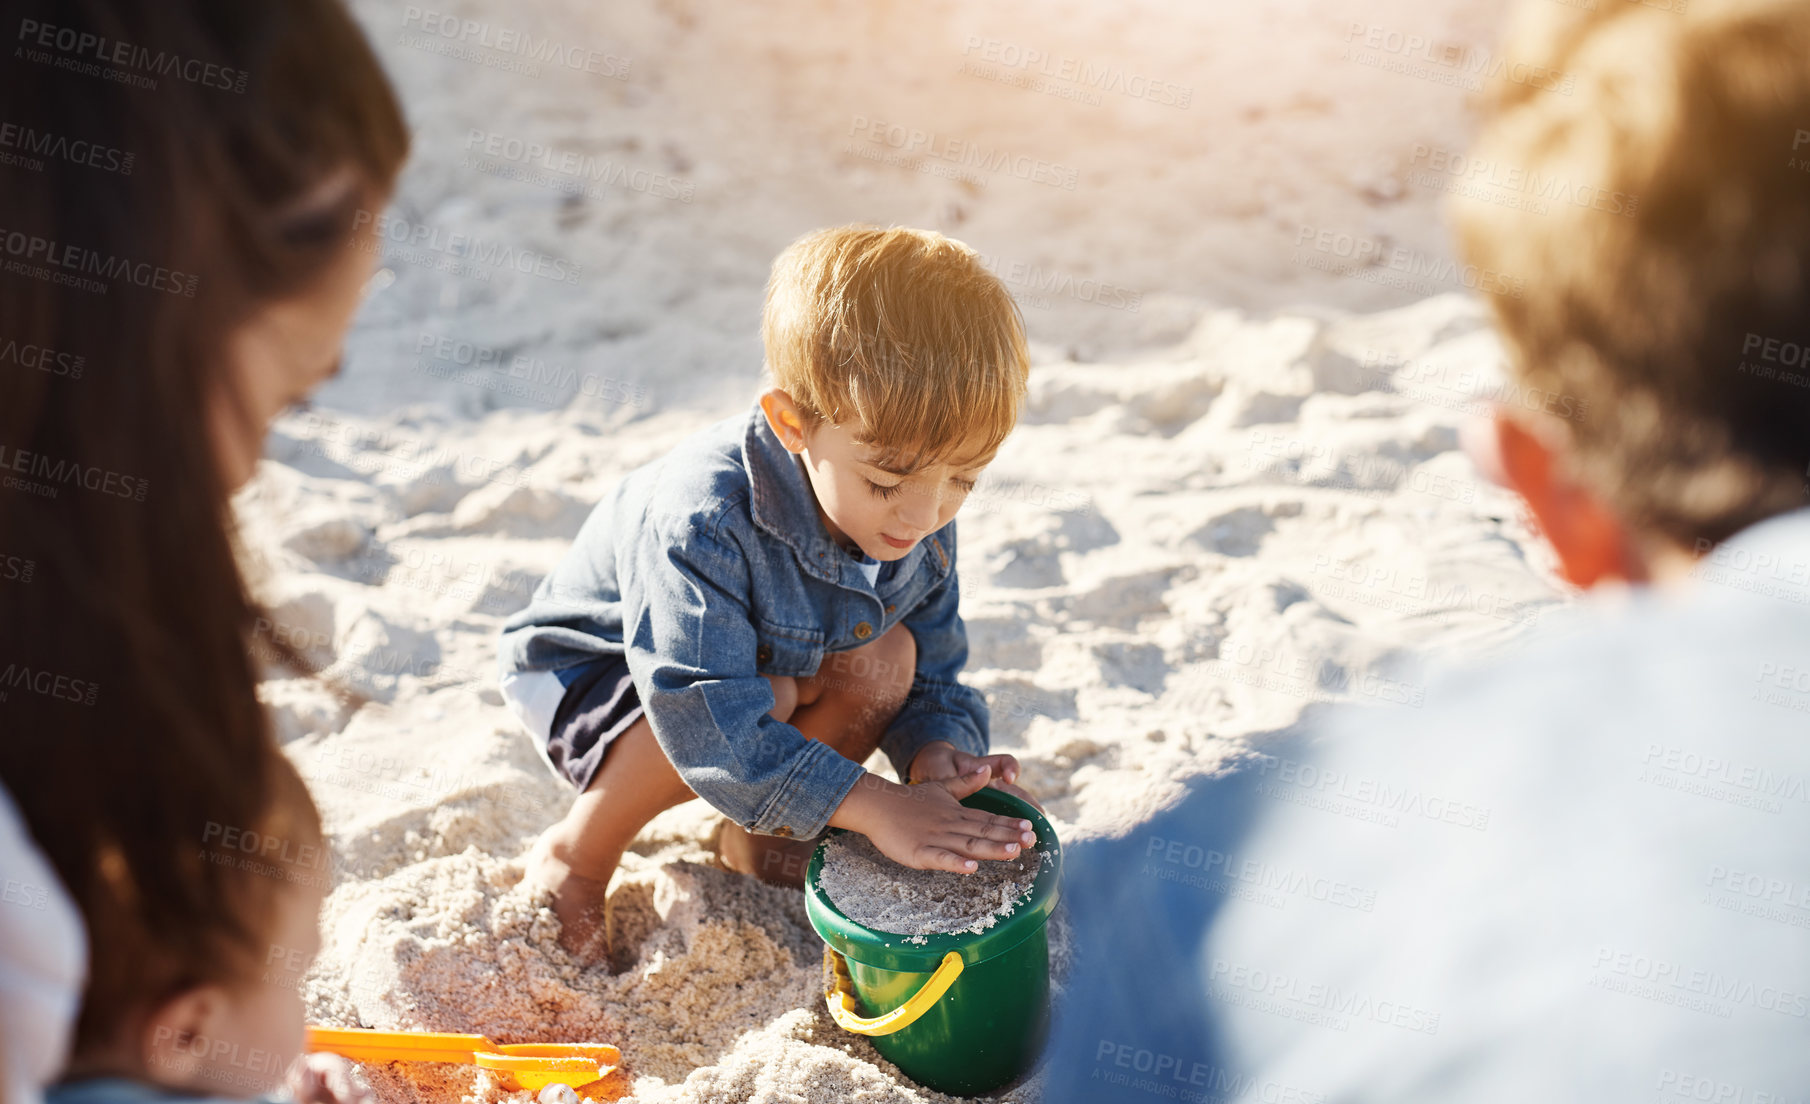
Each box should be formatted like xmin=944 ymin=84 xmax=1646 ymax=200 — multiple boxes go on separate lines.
xmin=0 ymin=0 xmax=407 ymax=1049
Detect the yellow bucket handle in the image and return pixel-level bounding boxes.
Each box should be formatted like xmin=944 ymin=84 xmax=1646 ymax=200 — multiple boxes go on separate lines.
xmin=822 ymin=947 xmax=964 ymax=1036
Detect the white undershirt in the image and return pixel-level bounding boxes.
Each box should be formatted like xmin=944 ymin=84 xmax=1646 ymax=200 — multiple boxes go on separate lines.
xmin=854 ymin=556 xmax=881 ymax=587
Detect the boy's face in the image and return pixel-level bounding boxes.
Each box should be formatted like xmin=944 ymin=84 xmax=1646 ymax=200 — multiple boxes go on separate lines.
xmin=762 ymin=390 xmax=992 ymax=562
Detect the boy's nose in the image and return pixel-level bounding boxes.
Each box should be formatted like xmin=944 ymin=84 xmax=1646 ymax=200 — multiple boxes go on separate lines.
xmin=896 ymin=494 xmax=939 ymax=532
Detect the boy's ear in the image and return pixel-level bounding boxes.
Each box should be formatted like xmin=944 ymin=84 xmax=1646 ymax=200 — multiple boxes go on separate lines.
xmin=139 ymin=984 xmax=231 ymax=1088
xmin=1491 ymin=408 xmax=1640 ymax=589
xmin=759 ymin=389 xmax=811 ymax=454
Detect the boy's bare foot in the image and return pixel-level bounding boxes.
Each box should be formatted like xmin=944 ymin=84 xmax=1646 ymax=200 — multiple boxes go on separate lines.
xmin=711 ymin=819 xmax=820 ymax=888
xmin=523 ymin=830 xmax=615 ymax=961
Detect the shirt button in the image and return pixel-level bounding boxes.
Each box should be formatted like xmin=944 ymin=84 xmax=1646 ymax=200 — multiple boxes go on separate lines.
xmin=756 ymin=643 xmax=773 ymax=664
xmin=773 ymin=826 xmax=793 ymax=838
xmin=885 ymin=604 xmax=896 ymax=613
xmin=854 ymin=622 xmax=873 ymax=639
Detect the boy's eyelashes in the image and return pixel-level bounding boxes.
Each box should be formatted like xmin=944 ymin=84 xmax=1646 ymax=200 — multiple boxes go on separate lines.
xmin=862 ymin=475 xmax=980 ymax=500
xmin=866 ymin=478 xmax=904 ymax=500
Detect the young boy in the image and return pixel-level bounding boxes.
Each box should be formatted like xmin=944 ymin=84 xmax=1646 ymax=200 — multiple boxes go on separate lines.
xmin=1044 ymin=0 xmax=1810 ymax=1098
xmin=497 ymin=226 xmax=1040 ymax=955
xmin=48 ymin=756 xmax=363 ymax=1104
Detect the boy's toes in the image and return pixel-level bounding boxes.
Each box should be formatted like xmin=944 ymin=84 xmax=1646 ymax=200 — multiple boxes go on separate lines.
xmin=522 ymin=847 xmax=614 ymax=964
xmin=544 ymin=872 xmax=612 ymax=962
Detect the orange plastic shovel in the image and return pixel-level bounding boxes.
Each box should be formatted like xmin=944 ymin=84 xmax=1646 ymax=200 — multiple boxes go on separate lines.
xmin=306 ymin=1027 xmax=620 ymax=1092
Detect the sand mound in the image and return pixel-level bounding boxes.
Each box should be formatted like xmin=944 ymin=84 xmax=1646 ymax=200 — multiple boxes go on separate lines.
xmin=304 ymin=842 xmax=1053 ymax=1101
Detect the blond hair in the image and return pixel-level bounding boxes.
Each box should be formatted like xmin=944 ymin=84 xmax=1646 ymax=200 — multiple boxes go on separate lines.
xmin=1453 ymin=0 xmax=1810 ymax=546
xmin=762 ymin=226 xmax=1030 ymax=470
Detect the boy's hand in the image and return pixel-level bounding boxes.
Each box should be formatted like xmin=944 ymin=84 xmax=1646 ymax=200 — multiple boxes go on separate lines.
xmin=830 ymin=766 xmax=1038 ymax=874
xmin=909 ymin=741 xmax=1042 ymax=811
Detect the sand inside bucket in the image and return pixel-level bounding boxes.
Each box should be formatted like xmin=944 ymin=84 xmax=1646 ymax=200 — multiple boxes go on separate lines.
xmin=817 ymin=833 xmax=1045 ymax=937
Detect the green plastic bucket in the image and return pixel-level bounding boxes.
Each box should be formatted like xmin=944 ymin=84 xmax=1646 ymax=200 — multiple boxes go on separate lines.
xmin=805 ymin=788 xmax=1062 ymax=1097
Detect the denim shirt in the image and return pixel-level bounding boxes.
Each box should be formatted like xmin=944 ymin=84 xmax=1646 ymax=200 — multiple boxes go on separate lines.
xmin=496 ymin=402 xmax=989 ymax=838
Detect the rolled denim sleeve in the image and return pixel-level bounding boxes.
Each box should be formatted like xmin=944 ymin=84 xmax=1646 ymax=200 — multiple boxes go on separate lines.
xmin=880 ymin=528 xmax=990 ymax=777
xmin=624 ymin=523 xmax=866 ymax=839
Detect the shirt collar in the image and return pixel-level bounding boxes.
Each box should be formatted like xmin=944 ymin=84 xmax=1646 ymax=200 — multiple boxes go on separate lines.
xmin=743 ymin=402 xmax=943 ymax=588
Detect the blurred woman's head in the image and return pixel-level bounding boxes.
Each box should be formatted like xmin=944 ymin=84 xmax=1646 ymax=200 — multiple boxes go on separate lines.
xmin=0 ymin=0 xmax=406 ymax=1055
xmin=213 ymin=165 xmax=389 ymax=489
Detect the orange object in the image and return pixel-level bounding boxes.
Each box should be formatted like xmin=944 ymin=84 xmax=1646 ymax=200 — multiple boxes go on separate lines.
xmin=306 ymin=1027 xmax=620 ymax=1092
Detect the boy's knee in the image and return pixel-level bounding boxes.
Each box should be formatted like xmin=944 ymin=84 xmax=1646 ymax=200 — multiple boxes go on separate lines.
xmin=874 ymin=621 xmax=915 ymax=681
xmin=816 ymin=622 xmax=914 ymax=707
xmin=865 ymin=622 xmax=916 ymax=705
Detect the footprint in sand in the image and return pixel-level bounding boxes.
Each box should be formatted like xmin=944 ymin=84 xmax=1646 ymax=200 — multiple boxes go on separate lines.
xmin=1187 ymin=504 xmax=1276 ymax=557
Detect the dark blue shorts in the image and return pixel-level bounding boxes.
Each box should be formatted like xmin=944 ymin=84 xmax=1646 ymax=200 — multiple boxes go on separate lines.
xmin=545 ymin=654 xmax=644 ymax=791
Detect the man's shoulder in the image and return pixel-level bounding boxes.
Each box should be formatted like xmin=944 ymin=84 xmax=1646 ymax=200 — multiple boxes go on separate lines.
xmin=1206 ymin=583 xmax=1810 ymax=1096
xmin=1350 ymin=576 xmax=1810 ymax=749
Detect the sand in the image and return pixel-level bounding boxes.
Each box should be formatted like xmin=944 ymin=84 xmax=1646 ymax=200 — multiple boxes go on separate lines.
xmin=301 ymin=840 xmax=1065 ymax=1102
xmin=818 ymin=834 xmax=1045 ymax=937
xmin=246 ymin=0 xmax=1566 ymax=1099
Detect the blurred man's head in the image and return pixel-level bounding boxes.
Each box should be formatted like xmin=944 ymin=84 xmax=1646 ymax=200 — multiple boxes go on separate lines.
xmin=1453 ymin=0 xmax=1810 ymax=586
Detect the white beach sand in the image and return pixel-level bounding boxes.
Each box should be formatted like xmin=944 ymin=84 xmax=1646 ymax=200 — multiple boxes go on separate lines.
xmin=818 ymin=833 xmax=1045 ymax=937
xmin=237 ymin=0 xmax=1567 ymax=1099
